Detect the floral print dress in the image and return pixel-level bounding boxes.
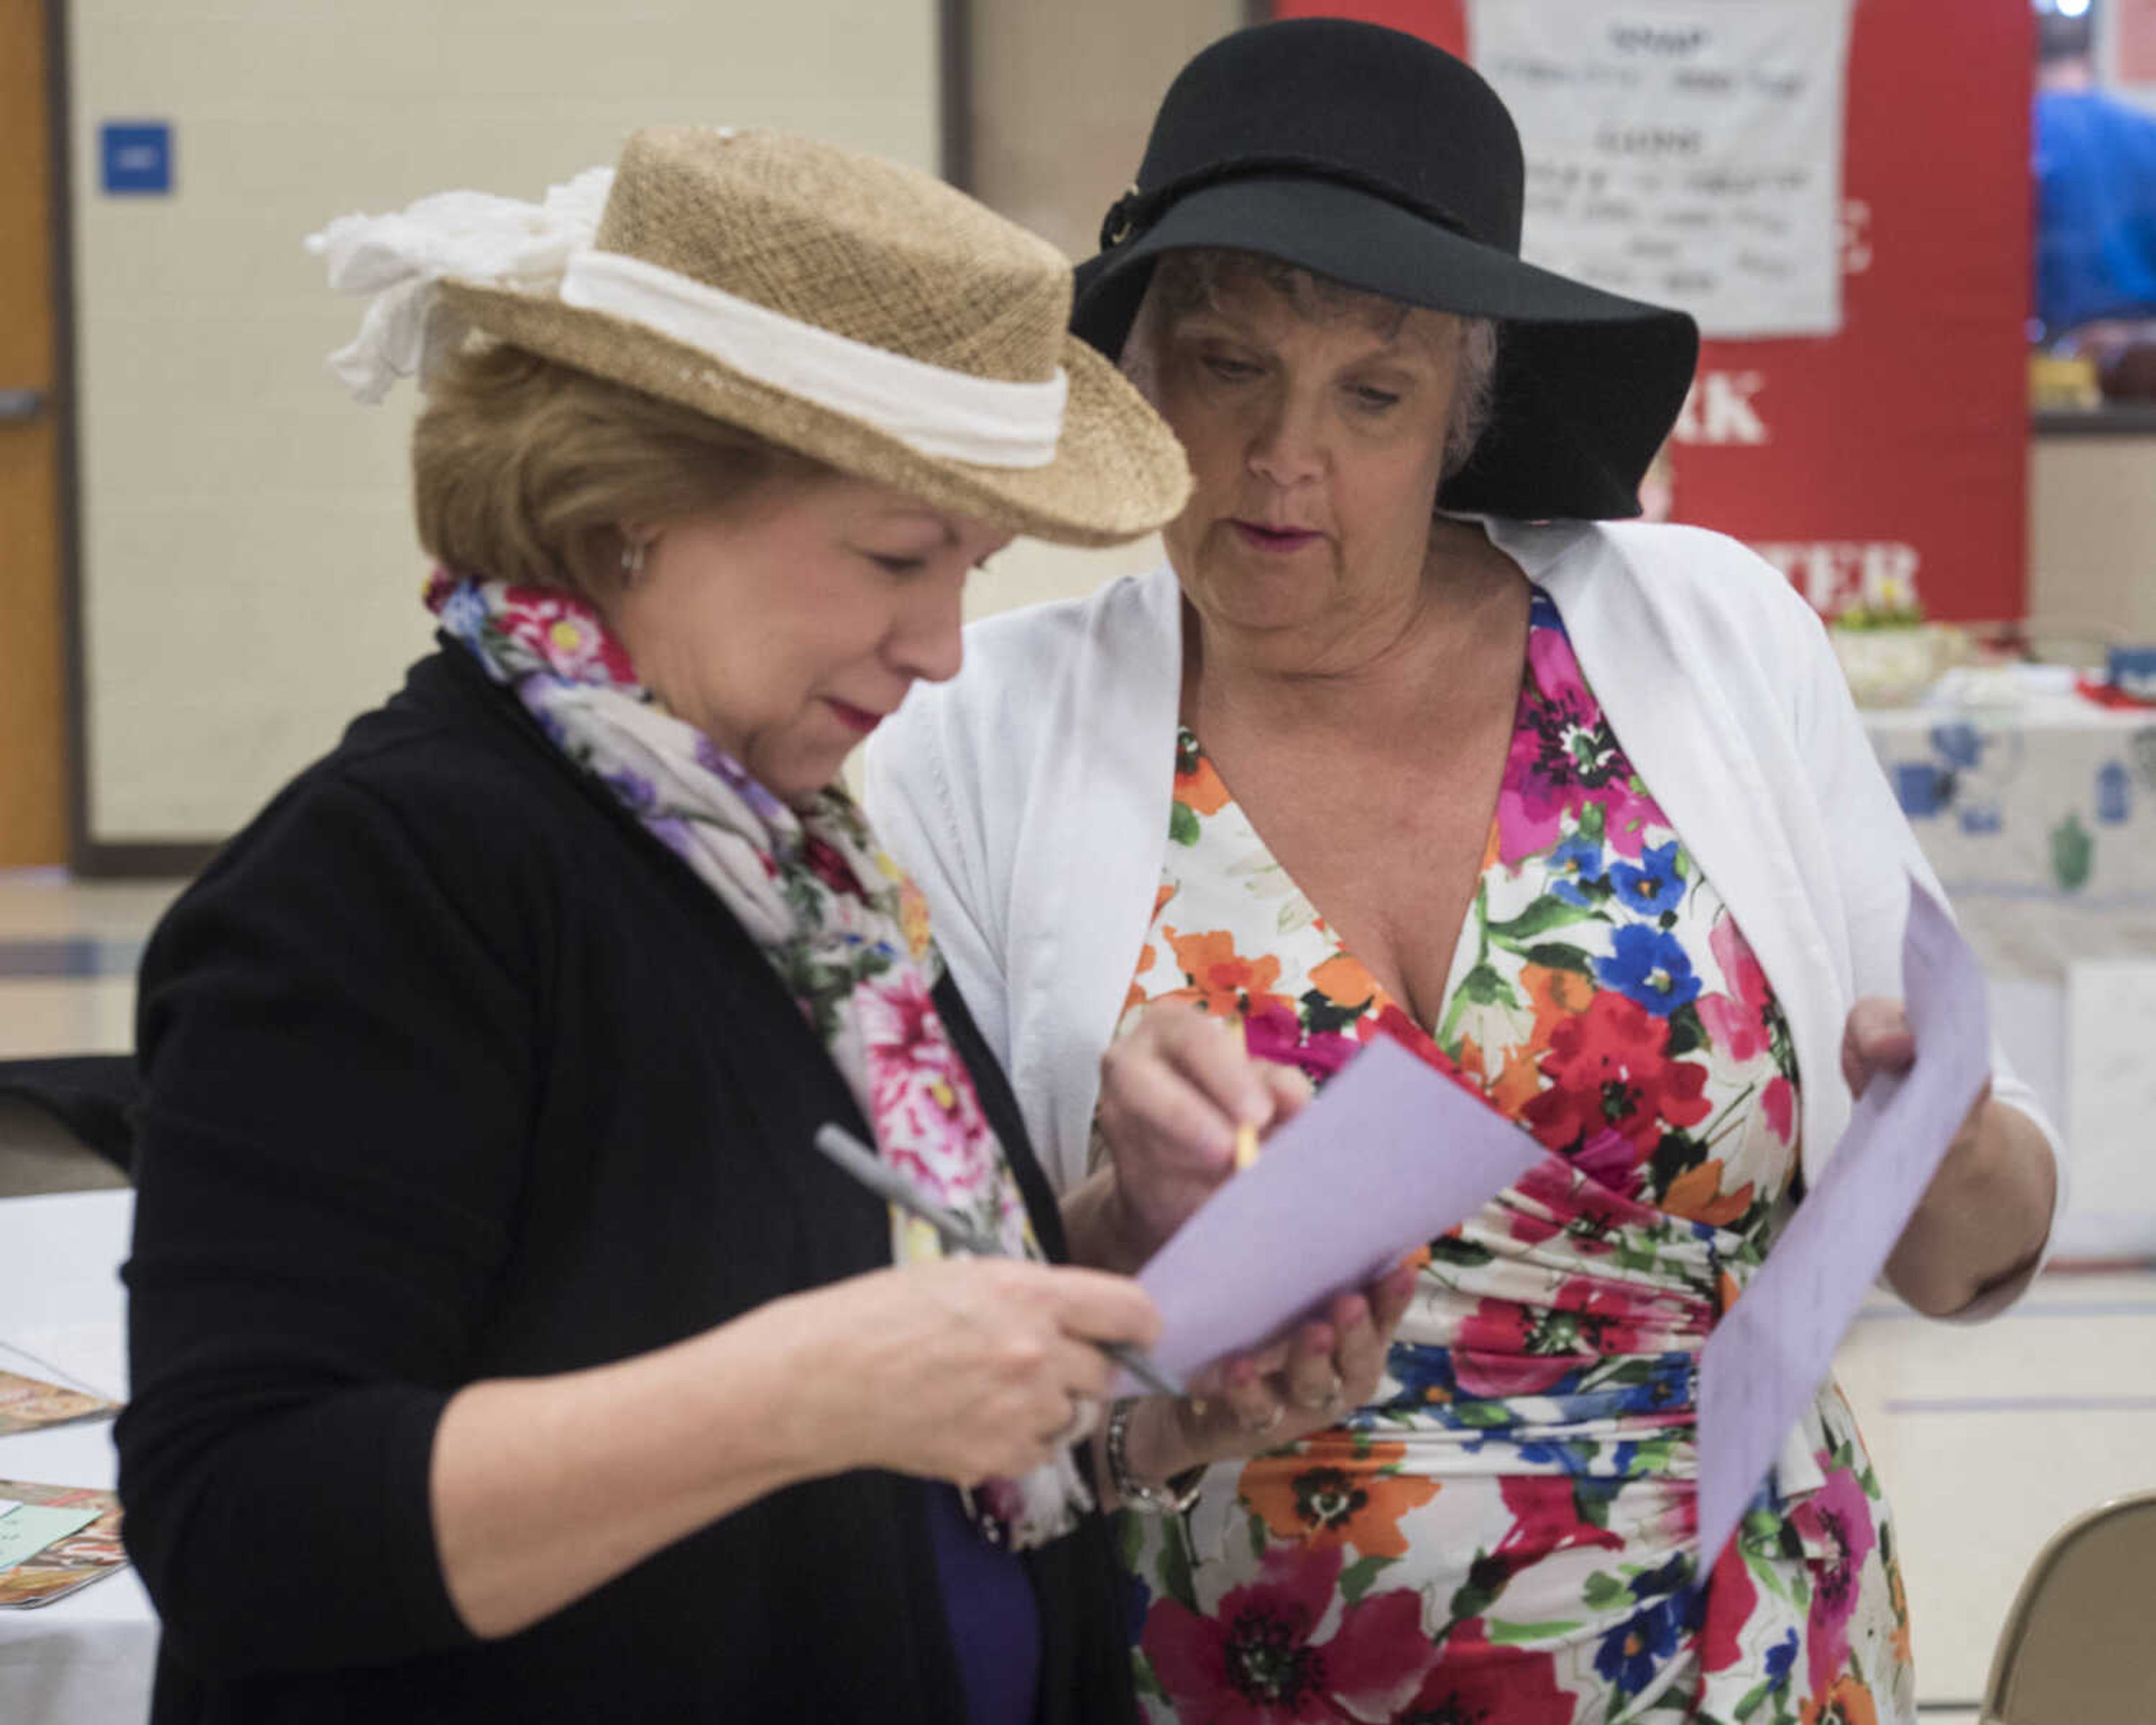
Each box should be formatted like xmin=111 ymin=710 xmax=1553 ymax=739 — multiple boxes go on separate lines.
xmin=1116 ymin=592 xmax=1915 ymax=1725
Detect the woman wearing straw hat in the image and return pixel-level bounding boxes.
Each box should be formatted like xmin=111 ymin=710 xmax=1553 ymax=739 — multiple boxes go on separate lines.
xmin=113 ymin=125 xmax=1392 ymax=1723
xmin=868 ymin=20 xmax=2062 ymax=1723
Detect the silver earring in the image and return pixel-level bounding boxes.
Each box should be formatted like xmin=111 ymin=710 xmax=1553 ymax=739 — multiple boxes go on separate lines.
xmin=620 ymin=537 xmax=647 ymax=581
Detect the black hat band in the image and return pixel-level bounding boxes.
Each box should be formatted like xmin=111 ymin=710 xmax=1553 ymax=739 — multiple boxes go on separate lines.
xmin=1101 ymin=158 xmax=1479 ymax=258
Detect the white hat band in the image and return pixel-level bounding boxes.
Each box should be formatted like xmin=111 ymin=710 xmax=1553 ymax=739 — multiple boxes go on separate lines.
xmin=559 ymin=249 xmax=1069 ymax=470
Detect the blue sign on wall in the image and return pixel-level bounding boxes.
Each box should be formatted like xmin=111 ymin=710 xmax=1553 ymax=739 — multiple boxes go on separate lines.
xmin=100 ymin=123 xmax=173 ymax=195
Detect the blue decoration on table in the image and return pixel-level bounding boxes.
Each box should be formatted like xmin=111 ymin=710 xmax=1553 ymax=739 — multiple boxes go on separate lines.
xmin=2098 ymin=760 xmax=2131 ymax=825
xmin=2107 ymin=645 xmax=2156 ymax=701
xmin=1929 ymin=722 xmax=1984 ymax=770
xmin=1891 ymin=761 xmax=1949 ymax=819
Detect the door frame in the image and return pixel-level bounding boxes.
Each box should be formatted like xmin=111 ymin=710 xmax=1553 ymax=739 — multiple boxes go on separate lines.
xmin=44 ymin=0 xmax=218 ymax=877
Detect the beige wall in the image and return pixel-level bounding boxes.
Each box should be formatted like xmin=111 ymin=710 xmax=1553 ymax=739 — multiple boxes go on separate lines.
xmin=970 ymin=0 xmax=1243 ymax=263
xmin=2029 ymin=433 xmax=2156 ymax=651
xmin=955 ymin=0 xmax=1241 ymax=628
xmin=62 ymin=3 xmax=2156 ymax=846
xmin=69 ymin=0 xmax=939 ymax=841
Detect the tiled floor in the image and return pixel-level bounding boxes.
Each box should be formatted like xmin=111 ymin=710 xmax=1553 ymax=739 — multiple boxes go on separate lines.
xmin=1836 ymin=1274 xmax=2156 ymax=1709
xmin=0 ymin=870 xmax=179 ymax=1062
xmin=2 ymin=868 xmax=2149 ymax=1715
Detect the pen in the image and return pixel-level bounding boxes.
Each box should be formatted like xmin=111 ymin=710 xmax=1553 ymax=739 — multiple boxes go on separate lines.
xmin=811 ymin=1122 xmax=1182 ymax=1398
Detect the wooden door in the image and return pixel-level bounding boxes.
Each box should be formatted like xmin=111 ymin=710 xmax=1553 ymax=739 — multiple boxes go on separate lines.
xmin=0 ymin=0 xmax=68 ymax=866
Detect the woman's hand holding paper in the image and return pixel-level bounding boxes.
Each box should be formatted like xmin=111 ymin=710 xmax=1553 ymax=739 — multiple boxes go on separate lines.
xmin=1100 ymin=1263 xmax=1420 ymax=1507
xmin=1842 ymin=996 xmax=2056 ymax=1317
xmin=795 ymin=1259 xmax=1161 ymax=1484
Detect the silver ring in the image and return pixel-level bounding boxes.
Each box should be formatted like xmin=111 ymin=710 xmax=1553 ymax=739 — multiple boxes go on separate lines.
xmin=1241 ymin=1400 xmax=1287 ymax=1436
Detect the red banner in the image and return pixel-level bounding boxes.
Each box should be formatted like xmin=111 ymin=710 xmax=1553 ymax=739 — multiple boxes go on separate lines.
xmin=1271 ymin=0 xmax=2033 ymax=622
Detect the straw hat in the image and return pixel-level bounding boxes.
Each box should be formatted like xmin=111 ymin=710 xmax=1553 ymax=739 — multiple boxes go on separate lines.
xmin=321 ymin=126 xmax=1191 ymax=547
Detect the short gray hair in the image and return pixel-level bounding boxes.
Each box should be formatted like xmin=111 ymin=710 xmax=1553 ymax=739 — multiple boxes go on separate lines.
xmin=1120 ymin=248 xmax=1500 ymax=481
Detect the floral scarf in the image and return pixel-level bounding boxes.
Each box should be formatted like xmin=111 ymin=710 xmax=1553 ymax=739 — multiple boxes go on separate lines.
xmin=428 ymin=571 xmax=1087 ymax=1546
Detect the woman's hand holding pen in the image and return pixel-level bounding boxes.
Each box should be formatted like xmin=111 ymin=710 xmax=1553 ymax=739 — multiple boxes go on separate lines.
xmin=773 ymin=1258 xmax=1161 ymax=1486
xmin=433 ymin=1257 xmax=1158 ymax=1639
xmin=1088 ymin=1000 xmax=1314 ymax=1264
xmin=1065 ymin=998 xmax=1422 ymax=1500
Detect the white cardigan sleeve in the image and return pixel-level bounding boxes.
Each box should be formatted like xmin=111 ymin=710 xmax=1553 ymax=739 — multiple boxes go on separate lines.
xmin=866 ymin=571 xmax=1187 ymax=1193
xmin=1537 ymin=522 xmax=2064 ymax=1306
xmin=865 ymin=673 xmax=1014 ymax=1076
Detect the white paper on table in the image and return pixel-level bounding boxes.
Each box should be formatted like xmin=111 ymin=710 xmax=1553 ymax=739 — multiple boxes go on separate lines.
xmin=0 ymin=1502 xmax=101 ymax=1571
xmin=1113 ymin=1037 xmax=1547 ymax=1396
xmin=1696 ymin=879 xmax=1991 ymax=1568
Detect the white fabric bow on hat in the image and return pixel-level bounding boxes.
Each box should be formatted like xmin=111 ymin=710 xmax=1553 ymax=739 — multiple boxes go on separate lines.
xmin=305 ymin=166 xmax=614 ymax=402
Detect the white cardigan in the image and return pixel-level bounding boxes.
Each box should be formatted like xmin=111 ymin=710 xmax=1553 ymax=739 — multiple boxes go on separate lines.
xmin=865 ymin=519 xmax=2062 ymax=1239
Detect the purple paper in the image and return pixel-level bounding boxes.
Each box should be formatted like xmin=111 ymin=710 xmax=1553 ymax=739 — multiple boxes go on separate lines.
xmin=1113 ymin=1036 xmax=1546 ymax=1396
xmin=1695 ymin=879 xmax=1992 ymax=1570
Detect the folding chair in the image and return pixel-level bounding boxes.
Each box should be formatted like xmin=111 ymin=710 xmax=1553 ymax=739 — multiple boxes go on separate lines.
xmin=1983 ymin=1490 xmax=2156 ymax=1723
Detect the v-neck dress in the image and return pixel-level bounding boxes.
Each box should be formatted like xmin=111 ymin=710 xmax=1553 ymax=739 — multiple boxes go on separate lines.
xmin=1114 ymin=591 xmax=1915 ymax=1724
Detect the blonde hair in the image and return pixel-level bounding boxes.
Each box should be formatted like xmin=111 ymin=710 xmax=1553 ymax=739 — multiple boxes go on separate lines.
xmin=1121 ymin=248 xmax=1500 ymax=481
xmin=412 ymin=342 xmax=833 ymax=599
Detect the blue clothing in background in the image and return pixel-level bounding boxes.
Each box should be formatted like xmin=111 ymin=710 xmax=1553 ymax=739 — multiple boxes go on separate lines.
xmin=2035 ymin=88 xmax=2156 ymax=336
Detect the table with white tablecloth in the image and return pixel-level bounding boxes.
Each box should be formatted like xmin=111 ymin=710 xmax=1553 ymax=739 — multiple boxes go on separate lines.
xmin=0 ymin=1189 xmax=157 ymax=1724
xmin=1864 ymin=686 xmax=2156 ymax=1259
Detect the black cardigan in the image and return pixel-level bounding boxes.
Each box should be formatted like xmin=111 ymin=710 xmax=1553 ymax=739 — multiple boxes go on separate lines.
xmin=118 ymin=645 xmax=1138 ymax=1724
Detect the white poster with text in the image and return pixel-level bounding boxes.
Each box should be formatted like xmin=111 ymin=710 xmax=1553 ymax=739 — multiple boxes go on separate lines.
xmin=1468 ymin=0 xmax=1856 ymax=337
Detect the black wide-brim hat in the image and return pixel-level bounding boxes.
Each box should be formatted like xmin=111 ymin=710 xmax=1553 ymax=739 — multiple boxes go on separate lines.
xmin=1073 ymin=17 xmax=1700 ymax=522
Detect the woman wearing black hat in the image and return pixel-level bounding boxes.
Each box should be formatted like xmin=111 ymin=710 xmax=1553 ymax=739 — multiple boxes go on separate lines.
xmin=869 ymin=18 xmax=2061 ymax=1723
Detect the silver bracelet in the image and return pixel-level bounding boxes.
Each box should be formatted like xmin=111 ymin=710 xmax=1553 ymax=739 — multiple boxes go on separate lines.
xmin=1105 ymin=1397 xmax=1204 ymax=1515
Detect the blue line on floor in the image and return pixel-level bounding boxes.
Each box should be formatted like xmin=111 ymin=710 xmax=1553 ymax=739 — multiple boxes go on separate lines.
xmin=1883 ymin=1394 xmax=2156 ymax=1414
xmin=0 ymin=938 xmax=143 ymax=979
xmin=1853 ymin=1298 xmax=2156 ymax=1321
xmin=1931 ymin=880 xmax=2156 ymax=910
